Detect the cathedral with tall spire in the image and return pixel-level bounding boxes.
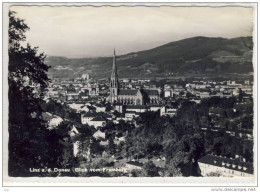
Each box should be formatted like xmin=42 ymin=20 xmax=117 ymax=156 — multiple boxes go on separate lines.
xmin=109 ymin=49 xmax=119 ymax=103
xmin=108 ymin=49 xmax=159 ymax=105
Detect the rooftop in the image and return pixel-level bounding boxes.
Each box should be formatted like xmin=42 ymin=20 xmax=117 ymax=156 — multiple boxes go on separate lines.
xmin=80 ymin=92 xmax=89 ymax=96
xmin=67 ymin=91 xmax=79 ymax=94
xmin=148 ymin=104 xmax=162 ymax=107
xmin=143 ymin=89 xmax=159 ymax=96
xmin=82 ymin=112 xmax=112 ymax=118
xmin=67 ymin=100 xmax=85 ymax=104
xmin=118 ymin=89 xmax=139 ymax=96
xmin=198 ymin=154 xmax=253 ymax=174
xmin=126 ymin=161 xmax=144 ymax=167
xmin=126 ymin=105 xmax=149 ymax=109
xmin=82 ymin=112 xmax=97 ymax=118
xmin=91 ymin=116 xmax=107 ymax=122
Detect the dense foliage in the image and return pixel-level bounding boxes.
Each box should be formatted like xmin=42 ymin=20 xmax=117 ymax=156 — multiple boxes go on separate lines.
xmin=8 ymin=11 xmax=63 ymax=176
xmin=120 ymin=97 xmax=253 ymax=176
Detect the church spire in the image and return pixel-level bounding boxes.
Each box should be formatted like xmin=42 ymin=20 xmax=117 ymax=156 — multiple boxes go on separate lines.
xmin=111 ymin=48 xmax=118 ymax=78
xmin=110 ymin=48 xmax=119 ymax=103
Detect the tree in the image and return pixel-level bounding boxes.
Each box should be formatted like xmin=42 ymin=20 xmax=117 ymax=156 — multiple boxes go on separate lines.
xmin=67 ymin=84 xmax=76 ymax=92
xmin=238 ymin=88 xmax=243 ymax=103
xmin=179 ymin=91 xmax=185 ymax=96
xmin=77 ymin=139 xmax=91 ymax=159
xmin=164 ymin=134 xmax=204 ymax=176
xmin=59 ymin=145 xmax=74 ymax=168
xmin=113 ymin=110 xmax=121 ymax=118
xmin=55 ymin=121 xmax=73 ymax=138
xmin=90 ymin=139 xmax=105 ymax=156
xmin=107 ymin=137 xmax=116 ymax=155
xmin=97 ymin=159 xmax=109 ymax=168
xmin=105 ymin=103 xmax=112 ymax=112
xmin=143 ymin=161 xmax=159 ymax=177
xmin=186 ymin=91 xmax=194 ymax=99
xmin=130 ymin=169 xmax=145 ymax=177
xmin=8 ymin=11 xmax=60 ymax=176
xmin=8 ymin=11 xmax=29 ymax=46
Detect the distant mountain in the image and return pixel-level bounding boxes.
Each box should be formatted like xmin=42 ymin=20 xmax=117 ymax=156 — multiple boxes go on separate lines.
xmin=46 ymin=36 xmax=253 ymax=79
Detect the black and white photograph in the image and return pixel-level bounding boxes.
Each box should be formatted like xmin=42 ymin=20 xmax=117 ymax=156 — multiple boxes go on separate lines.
xmin=2 ymin=2 xmax=257 ymax=187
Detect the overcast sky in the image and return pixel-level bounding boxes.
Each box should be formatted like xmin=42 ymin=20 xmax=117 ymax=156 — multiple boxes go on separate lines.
xmin=10 ymin=6 xmax=254 ymax=58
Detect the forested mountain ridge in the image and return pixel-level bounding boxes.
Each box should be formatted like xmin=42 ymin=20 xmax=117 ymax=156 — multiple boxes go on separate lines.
xmin=46 ymin=36 xmax=253 ymax=79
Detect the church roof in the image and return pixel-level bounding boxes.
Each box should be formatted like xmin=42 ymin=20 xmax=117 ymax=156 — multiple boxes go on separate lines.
xmin=126 ymin=105 xmax=149 ymax=109
xmin=143 ymin=89 xmax=159 ymax=96
xmin=118 ymin=89 xmax=139 ymax=96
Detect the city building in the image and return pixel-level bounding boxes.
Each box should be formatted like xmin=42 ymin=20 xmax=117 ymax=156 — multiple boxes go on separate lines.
xmin=198 ymin=154 xmax=253 ymax=177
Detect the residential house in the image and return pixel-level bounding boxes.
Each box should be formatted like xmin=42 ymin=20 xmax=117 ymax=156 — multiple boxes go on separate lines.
xmin=48 ymin=116 xmax=63 ymax=129
xmin=125 ymin=111 xmax=140 ymax=120
xmin=66 ymin=91 xmax=79 ymax=100
xmin=67 ymin=100 xmax=85 ymax=111
xmin=81 ymin=112 xmax=97 ymax=124
xmin=94 ymin=104 xmax=106 ymax=113
xmin=149 ymin=104 xmax=163 ymax=112
xmin=93 ymin=130 xmax=106 ymax=140
xmin=123 ymin=161 xmax=143 ymax=172
xmin=160 ymin=106 xmax=177 ymax=117
xmin=126 ymin=105 xmax=149 ymax=113
xmin=68 ymin=125 xmax=79 ymax=137
xmin=88 ymin=116 xmax=107 ymax=128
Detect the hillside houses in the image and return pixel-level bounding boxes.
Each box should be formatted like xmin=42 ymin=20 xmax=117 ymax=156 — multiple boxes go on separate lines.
xmin=81 ymin=112 xmax=112 ymax=128
xmin=43 ymin=73 xmax=253 ymax=178
xmin=123 ymin=161 xmax=143 ymax=171
xmin=67 ymin=100 xmax=85 ymax=111
xmin=160 ymin=106 xmax=177 ymax=117
xmin=88 ymin=116 xmax=107 ymax=128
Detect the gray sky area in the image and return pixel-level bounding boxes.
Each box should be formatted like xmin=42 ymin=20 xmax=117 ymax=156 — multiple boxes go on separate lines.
xmin=10 ymin=6 xmax=254 ymax=58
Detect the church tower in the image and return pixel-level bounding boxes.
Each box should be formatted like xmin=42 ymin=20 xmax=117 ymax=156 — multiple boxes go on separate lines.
xmin=109 ymin=49 xmax=119 ymax=103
